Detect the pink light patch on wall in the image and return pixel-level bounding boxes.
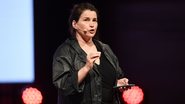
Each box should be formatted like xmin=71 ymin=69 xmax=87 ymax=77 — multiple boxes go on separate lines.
xmin=122 ymin=86 xmax=144 ymax=104
xmin=22 ymin=87 xmax=43 ymax=104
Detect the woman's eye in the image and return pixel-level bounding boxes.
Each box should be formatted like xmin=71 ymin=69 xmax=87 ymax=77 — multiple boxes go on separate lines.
xmin=93 ymin=19 xmax=97 ymax=22
xmin=84 ymin=18 xmax=90 ymax=21
xmin=83 ymin=18 xmax=97 ymax=22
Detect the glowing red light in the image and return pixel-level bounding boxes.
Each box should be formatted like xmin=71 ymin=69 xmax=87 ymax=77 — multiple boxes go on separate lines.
xmin=22 ymin=87 xmax=43 ymax=104
xmin=122 ymin=86 xmax=144 ymax=104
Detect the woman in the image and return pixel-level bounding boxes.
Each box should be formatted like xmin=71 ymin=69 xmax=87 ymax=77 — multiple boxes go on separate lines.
xmin=53 ymin=2 xmax=129 ymax=104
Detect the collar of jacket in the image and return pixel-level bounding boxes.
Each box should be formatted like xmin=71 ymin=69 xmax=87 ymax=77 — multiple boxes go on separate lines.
xmin=66 ymin=36 xmax=117 ymax=70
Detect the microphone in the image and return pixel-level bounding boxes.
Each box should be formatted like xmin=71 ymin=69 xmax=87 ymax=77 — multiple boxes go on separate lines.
xmin=83 ymin=29 xmax=87 ymax=34
xmin=76 ymin=26 xmax=87 ymax=34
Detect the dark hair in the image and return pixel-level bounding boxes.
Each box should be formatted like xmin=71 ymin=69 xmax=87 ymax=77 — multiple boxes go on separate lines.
xmin=68 ymin=2 xmax=99 ymax=35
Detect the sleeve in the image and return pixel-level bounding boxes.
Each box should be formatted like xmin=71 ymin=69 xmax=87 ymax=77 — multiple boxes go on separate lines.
xmin=105 ymin=44 xmax=124 ymax=79
xmin=52 ymin=55 xmax=85 ymax=96
xmin=114 ymin=55 xmax=124 ymax=79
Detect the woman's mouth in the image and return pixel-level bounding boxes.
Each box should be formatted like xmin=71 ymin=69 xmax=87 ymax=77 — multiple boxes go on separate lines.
xmin=89 ymin=29 xmax=95 ymax=34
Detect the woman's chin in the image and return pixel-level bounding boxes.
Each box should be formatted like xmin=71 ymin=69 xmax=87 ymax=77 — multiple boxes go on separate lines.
xmin=88 ymin=33 xmax=96 ymax=38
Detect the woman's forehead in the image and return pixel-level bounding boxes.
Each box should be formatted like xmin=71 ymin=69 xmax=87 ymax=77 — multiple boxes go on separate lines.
xmin=80 ymin=10 xmax=97 ymax=18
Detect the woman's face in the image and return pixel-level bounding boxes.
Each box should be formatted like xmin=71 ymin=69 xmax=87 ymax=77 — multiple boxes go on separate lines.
xmin=73 ymin=10 xmax=98 ymax=40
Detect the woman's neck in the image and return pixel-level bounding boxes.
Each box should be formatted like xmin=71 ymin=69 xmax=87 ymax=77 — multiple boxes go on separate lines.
xmin=76 ymin=34 xmax=94 ymax=47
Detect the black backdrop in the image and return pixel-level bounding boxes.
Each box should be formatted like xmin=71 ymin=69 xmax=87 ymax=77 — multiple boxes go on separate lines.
xmin=0 ymin=0 xmax=185 ymax=104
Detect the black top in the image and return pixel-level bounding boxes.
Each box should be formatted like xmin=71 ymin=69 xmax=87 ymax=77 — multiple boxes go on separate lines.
xmin=95 ymin=42 xmax=116 ymax=104
xmin=53 ymin=37 xmax=124 ymax=104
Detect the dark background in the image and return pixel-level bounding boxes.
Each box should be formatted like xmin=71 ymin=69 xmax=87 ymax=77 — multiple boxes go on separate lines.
xmin=0 ymin=0 xmax=185 ymax=104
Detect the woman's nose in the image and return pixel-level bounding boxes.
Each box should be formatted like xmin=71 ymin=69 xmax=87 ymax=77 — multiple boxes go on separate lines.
xmin=89 ymin=22 xmax=95 ymax=27
xmin=89 ymin=21 xmax=95 ymax=27
xmin=89 ymin=23 xmax=93 ymax=27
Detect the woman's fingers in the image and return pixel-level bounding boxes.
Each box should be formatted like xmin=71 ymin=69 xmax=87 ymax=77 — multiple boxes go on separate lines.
xmin=122 ymin=78 xmax=129 ymax=85
xmin=89 ymin=52 xmax=101 ymax=59
xmin=86 ymin=52 xmax=101 ymax=68
xmin=117 ymin=78 xmax=129 ymax=86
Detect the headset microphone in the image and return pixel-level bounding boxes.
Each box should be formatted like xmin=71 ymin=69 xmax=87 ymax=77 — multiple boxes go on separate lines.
xmin=77 ymin=26 xmax=88 ymax=34
xmin=83 ymin=29 xmax=87 ymax=34
xmin=75 ymin=24 xmax=88 ymax=34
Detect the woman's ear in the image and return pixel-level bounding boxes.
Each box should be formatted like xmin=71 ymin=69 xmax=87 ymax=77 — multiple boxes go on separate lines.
xmin=72 ymin=20 xmax=77 ymax=29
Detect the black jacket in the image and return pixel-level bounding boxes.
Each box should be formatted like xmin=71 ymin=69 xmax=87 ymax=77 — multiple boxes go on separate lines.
xmin=53 ymin=37 xmax=124 ymax=104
